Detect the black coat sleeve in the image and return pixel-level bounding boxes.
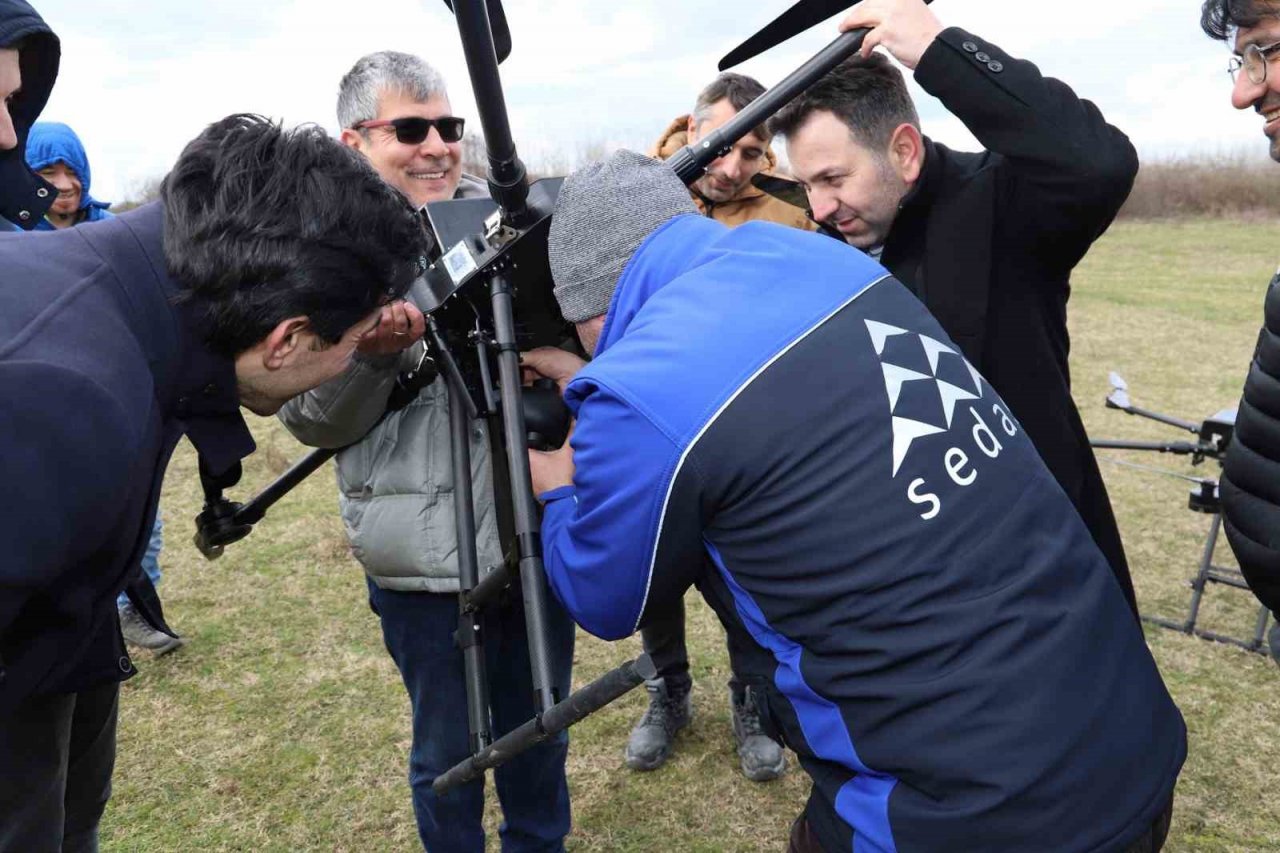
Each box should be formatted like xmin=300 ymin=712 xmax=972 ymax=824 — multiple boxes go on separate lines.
xmin=1221 ymin=273 xmax=1280 ymax=615
xmin=913 ymin=28 xmax=1139 ymax=272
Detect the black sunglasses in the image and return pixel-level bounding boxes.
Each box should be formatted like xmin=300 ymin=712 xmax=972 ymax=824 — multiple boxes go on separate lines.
xmin=353 ymin=116 xmax=465 ymax=145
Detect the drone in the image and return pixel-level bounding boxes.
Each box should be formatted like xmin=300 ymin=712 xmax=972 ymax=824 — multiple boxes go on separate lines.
xmin=1091 ymin=372 xmax=1271 ymax=655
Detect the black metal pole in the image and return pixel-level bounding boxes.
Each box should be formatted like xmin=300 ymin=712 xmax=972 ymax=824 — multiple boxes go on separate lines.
xmin=448 ymin=366 xmax=493 ymax=754
xmin=451 ymin=0 xmax=530 ymax=224
xmin=1088 ymin=439 xmax=1202 ymax=455
xmin=490 ymin=270 xmax=557 ymax=712
xmin=233 ymin=448 xmax=336 ymax=525
xmin=432 ymin=654 xmax=657 ymax=794
xmin=667 ymin=27 xmax=870 ymax=185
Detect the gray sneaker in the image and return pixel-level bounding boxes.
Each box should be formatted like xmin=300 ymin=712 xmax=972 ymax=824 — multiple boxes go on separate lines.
xmin=118 ymin=601 xmax=185 ymax=656
xmin=731 ymin=685 xmax=787 ymax=782
xmin=624 ymin=678 xmax=692 ymax=771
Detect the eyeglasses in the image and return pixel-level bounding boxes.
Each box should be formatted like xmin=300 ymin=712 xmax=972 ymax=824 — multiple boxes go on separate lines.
xmin=352 ymin=116 xmax=466 ymax=145
xmin=1228 ymin=40 xmax=1280 ymax=85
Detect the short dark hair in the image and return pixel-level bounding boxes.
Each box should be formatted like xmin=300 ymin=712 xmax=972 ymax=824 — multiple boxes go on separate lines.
xmin=162 ymin=114 xmax=427 ymax=357
xmin=1201 ymin=0 xmax=1280 ymax=39
xmin=693 ymin=72 xmax=769 ymax=140
xmin=770 ymin=53 xmax=919 ymax=153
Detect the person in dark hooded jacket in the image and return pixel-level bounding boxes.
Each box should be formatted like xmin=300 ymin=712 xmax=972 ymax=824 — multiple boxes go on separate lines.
xmin=0 ymin=0 xmax=58 ymax=231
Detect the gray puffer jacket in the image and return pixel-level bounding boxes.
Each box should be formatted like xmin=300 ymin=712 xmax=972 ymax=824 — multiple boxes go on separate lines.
xmin=278 ymin=174 xmax=502 ymax=593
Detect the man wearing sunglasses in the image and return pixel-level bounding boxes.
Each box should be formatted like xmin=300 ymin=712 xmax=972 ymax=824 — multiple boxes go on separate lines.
xmin=1200 ymin=0 xmax=1280 ymax=663
xmin=277 ymin=50 xmax=574 ymax=853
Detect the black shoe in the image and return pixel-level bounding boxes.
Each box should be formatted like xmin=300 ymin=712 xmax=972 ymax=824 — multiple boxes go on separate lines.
xmin=731 ymin=685 xmax=786 ymax=782
xmin=624 ymin=678 xmax=692 ymax=771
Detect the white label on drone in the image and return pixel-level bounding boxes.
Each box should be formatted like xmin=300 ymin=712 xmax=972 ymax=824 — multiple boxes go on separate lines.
xmin=443 ymin=241 xmax=478 ymax=285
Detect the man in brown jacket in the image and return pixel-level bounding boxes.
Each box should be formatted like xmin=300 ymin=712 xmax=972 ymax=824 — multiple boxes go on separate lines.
xmin=627 ymin=72 xmax=812 ymax=784
xmin=649 ymin=72 xmax=814 ymax=231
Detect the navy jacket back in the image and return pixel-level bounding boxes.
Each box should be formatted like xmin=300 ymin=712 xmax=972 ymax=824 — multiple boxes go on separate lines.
xmin=0 ymin=204 xmax=252 ymax=706
xmin=541 ymin=216 xmax=1185 ymax=853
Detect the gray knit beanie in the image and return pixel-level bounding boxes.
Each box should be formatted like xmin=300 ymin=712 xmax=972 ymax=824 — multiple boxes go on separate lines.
xmin=548 ymin=150 xmax=697 ymax=323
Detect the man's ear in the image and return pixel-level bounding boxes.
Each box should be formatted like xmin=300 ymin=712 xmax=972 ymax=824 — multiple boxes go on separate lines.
xmin=685 ymin=113 xmax=698 ymax=142
xmin=887 ymin=123 xmax=924 ymax=186
xmin=261 ymin=316 xmax=312 ymax=371
xmin=339 ymin=127 xmax=366 ymax=153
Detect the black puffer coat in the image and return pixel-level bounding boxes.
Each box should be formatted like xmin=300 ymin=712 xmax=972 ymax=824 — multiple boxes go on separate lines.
xmin=1221 ymin=273 xmax=1280 ymax=617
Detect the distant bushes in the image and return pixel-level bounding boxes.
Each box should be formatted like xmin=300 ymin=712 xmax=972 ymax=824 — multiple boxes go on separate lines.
xmin=1120 ymin=153 xmax=1280 ymax=219
xmin=112 ymin=146 xmax=1280 ymax=221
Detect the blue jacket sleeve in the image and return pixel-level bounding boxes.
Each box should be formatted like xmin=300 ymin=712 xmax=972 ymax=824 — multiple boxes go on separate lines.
xmin=540 ymin=381 xmax=706 ymax=641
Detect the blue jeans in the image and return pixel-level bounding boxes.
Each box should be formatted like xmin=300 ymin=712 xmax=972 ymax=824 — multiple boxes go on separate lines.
xmin=117 ymin=518 xmax=163 ymax=608
xmin=367 ymin=580 xmax=575 ymax=853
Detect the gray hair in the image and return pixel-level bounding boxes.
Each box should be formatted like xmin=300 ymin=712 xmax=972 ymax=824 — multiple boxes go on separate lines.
xmin=337 ymin=51 xmax=448 ymax=129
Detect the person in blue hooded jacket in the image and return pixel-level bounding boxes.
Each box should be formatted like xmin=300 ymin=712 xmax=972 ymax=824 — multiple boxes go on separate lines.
xmin=522 ymin=151 xmax=1186 ymax=853
xmin=25 ymin=121 xmax=114 ymax=229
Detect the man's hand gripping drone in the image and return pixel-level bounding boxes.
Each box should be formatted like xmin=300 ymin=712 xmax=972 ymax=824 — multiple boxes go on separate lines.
xmin=189 ymin=0 xmax=915 ymax=791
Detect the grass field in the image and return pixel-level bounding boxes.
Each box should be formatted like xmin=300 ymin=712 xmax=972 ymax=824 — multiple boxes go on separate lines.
xmin=102 ymin=219 xmax=1280 ymax=852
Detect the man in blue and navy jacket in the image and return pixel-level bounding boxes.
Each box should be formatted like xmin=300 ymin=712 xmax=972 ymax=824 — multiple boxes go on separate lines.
xmin=524 ymin=151 xmax=1186 ymax=853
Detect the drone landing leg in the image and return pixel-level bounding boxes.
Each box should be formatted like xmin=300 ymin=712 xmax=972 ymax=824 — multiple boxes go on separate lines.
xmin=489 ymin=271 xmax=558 ymax=712
xmin=448 ymin=373 xmax=494 ymax=754
xmin=1142 ymin=511 xmax=1272 ymax=655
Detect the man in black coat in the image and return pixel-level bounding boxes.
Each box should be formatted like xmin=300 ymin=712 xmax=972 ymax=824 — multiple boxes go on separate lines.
xmin=0 ymin=0 xmax=58 ymax=230
xmin=0 ymin=114 xmax=428 ymax=852
xmin=1200 ymin=0 xmax=1280 ymax=659
xmin=771 ymin=0 xmax=1139 ymax=613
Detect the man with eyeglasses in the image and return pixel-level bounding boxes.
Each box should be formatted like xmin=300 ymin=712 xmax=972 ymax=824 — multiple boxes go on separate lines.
xmin=1201 ymin=0 xmax=1280 ymax=663
xmin=277 ymin=50 xmax=574 ymax=853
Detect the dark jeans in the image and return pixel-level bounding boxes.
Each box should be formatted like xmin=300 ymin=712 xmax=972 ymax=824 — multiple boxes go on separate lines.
xmin=641 ymin=594 xmax=759 ymax=695
xmin=0 ymin=681 xmax=119 ymax=853
xmin=786 ymin=797 xmax=1175 ymax=853
xmin=367 ymin=581 xmax=575 ymax=853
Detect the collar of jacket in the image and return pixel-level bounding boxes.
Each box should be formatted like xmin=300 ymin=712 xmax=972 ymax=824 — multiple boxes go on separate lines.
xmin=79 ymin=202 xmax=256 ymax=478
xmin=892 ymin=135 xmax=943 ymax=221
xmin=0 ymin=0 xmax=59 ymax=228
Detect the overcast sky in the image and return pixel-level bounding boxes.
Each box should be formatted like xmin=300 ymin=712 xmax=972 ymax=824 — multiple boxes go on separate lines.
xmin=32 ymin=0 xmax=1263 ymax=203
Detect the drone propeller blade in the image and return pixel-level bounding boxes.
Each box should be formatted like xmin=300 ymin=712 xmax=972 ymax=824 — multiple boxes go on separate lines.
xmin=719 ymin=0 xmax=853 ymax=70
xmin=1106 ymin=371 xmax=1131 ymax=410
xmin=442 ymin=0 xmax=512 ymax=62
xmin=718 ymin=0 xmax=933 ymax=71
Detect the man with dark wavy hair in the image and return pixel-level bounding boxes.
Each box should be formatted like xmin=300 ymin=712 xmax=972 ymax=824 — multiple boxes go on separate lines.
xmin=1200 ymin=0 xmax=1280 ymax=661
xmin=0 ymin=114 xmax=426 ymax=851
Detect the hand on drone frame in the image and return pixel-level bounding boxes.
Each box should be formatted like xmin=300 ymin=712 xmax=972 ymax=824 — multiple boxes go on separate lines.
xmin=520 ymin=346 xmax=586 ymax=396
xmin=357 ymin=300 xmax=426 ymax=357
xmin=839 ymin=0 xmax=944 ymax=70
